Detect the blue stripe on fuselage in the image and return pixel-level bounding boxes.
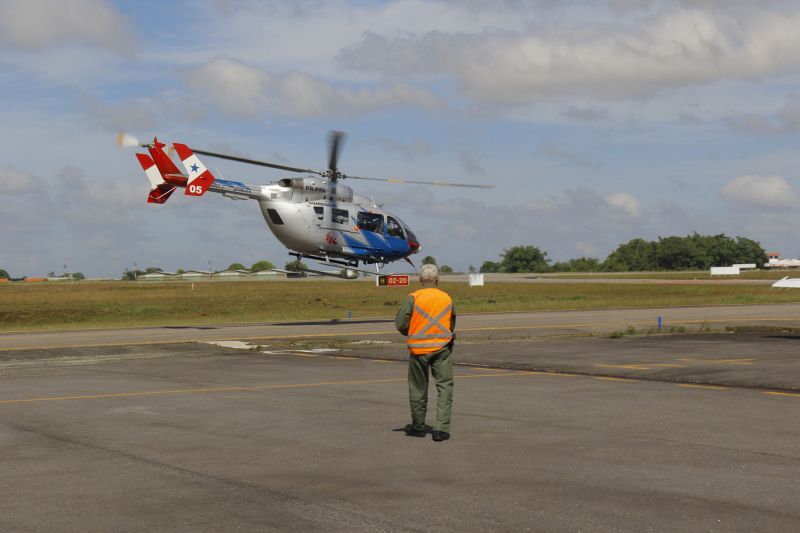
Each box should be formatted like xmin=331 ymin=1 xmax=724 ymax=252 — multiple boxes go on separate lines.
xmin=216 ymin=179 xmax=248 ymax=188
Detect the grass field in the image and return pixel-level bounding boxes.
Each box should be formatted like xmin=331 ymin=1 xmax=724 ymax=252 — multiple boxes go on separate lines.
xmin=541 ymin=270 xmax=795 ymax=280
xmin=2 ymin=279 xmax=800 ymax=331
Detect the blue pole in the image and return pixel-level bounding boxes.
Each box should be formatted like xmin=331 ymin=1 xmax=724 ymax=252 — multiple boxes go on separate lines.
xmin=658 ymin=316 xmax=662 ymax=330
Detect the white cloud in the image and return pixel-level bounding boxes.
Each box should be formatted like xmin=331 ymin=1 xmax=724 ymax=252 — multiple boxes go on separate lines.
xmin=0 ymin=164 xmax=42 ymax=194
xmin=0 ymin=0 xmax=134 ymax=54
xmin=605 ymin=192 xmax=643 ymax=218
xmin=720 ymin=174 xmax=800 ymax=209
xmin=338 ymin=7 xmax=800 ymax=103
xmin=726 ymin=94 xmax=800 ymax=134
xmin=183 ymin=56 xmax=441 ymax=119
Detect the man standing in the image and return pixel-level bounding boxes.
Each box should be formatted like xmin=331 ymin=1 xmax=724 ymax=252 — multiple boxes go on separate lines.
xmin=395 ymin=264 xmax=455 ymax=442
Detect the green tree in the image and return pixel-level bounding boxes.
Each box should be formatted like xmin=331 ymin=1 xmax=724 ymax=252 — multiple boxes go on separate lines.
xmin=733 ymin=236 xmax=768 ymax=266
xmin=479 ymin=261 xmax=500 ymax=273
xmin=552 ymin=257 xmax=601 ymax=272
xmin=439 ymin=265 xmax=454 ymax=273
xmin=603 ymin=238 xmax=657 ymax=271
xmin=499 ymin=245 xmax=550 ymax=273
xmin=228 ymin=262 xmax=247 ymax=271
xmin=285 ymin=260 xmax=308 ymax=275
xmin=71 ymin=272 xmax=85 ymax=280
xmin=121 ymin=268 xmax=146 ymax=280
xmin=145 ymin=267 xmax=162 ymax=274
xmin=251 ymin=260 xmax=275 ymax=272
xmin=468 ymin=265 xmax=477 ymax=274
xmin=176 ymin=268 xmax=186 ymax=275
xmin=604 ymin=234 xmax=767 ymax=271
xmin=655 ymin=236 xmax=694 ymax=270
xmin=421 ymin=256 xmax=437 ymax=265
xmin=0 ymin=268 xmax=9 ymax=279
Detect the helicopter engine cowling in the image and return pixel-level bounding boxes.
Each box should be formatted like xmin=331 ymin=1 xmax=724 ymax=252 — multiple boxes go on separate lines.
xmin=279 ymin=177 xmax=353 ymax=203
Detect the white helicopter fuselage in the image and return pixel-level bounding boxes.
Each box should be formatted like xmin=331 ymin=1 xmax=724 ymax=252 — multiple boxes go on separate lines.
xmin=244 ymin=177 xmax=419 ymax=265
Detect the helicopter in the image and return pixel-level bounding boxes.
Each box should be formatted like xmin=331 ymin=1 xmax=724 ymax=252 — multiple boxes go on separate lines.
xmin=119 ymin=131 xmax=491 ymax=278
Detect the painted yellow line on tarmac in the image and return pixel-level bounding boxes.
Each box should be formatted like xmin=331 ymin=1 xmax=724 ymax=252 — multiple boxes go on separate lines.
xmin=0 ymin=371 xmax=534 ymax=406
xmin=677 ymin=384 xmax=728 ymax=390
xmin=677 ymin=358 xmax=756 ymax=365
xmin=593 ymin=376 xmax=635 ymax=382
xmin=764 ymin=391 xmax=800 ymax=398
xmin=595 ymin=364 xmax=652 ymax=370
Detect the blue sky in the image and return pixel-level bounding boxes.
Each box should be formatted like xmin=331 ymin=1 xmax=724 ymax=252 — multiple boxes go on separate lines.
xmin=3 ymin=0 xmax=800 ymax=277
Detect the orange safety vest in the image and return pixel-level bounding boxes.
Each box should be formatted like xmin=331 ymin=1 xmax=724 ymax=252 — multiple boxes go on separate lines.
xmin=407 ymin=287 xmax=453 ymax=355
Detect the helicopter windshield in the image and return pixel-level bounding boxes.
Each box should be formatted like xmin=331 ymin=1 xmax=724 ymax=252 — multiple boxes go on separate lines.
xmin=357 ymin=212 xmax=383 ymax=233
xmin=392 ymin=215 xmax=418 ymax=243
xmin=386 ymin=216 xmax=404 ymax=238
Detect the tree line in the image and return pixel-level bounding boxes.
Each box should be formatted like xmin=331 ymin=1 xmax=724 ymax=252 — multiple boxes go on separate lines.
xmin=477 ymin=234 xmax=768 ymax=273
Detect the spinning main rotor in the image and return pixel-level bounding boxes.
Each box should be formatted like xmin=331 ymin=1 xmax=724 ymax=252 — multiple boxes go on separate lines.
xmin=187 ymin=131 xmax=493 ymax=189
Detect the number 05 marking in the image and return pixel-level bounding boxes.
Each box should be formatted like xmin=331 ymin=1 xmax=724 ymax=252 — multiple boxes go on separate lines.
xmin=188 ymin=184 xmax=203 ymax=194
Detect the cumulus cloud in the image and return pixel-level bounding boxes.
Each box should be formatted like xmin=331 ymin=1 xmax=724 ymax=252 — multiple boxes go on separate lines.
xmin=183 ymin=56 xmax=441 ymax=118
xmin=605 ymin=191 xmax=643 ymax=218
xmin=338 ymin=7 xmax=800 ymax=103
xmin=0 ymin=0 xmax=135 ymax=54
xmin=373 ymin=185 xmax=648 ymax=263
xmin=1 ymin=164 xmax=42 ymax=194
xmin=726 ymin=94 xmax=800 ymax=134
xmin=720 ymin=175 xmax=800 ymax=209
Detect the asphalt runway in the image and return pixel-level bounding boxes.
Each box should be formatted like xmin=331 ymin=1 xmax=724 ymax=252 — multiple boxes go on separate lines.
xmin=4 ymin=303 xmax=800 ymax=350
xmin=1 ymin=312 xmax=799 ymax=531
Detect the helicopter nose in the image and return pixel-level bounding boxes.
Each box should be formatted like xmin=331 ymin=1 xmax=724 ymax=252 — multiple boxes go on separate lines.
xmin=407 ymin=239 xmax=420 ymax=253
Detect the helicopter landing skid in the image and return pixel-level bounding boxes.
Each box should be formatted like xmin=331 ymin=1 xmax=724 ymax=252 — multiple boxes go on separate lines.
xmin=288 ymin=252 xmax=397 ymax=278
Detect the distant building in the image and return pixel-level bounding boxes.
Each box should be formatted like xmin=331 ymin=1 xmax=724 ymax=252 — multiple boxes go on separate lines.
xmin=765 ymin=252 xmax=800 ymax=269
xmin=180 ymin=270 xmax=208 ymax=279
xmin=214 ymin=269 xmax=251 ymax=279
xmin=139 ymin=272 xmax=170 ymax=281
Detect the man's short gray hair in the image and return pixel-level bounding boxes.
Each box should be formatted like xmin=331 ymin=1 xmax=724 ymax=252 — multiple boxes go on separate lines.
xmin=419 ymin=263 xmax=439 ymax=283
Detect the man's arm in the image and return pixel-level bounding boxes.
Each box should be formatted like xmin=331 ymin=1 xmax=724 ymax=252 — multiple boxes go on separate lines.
xmin=395 ymin=295 xmax=414 ymax=336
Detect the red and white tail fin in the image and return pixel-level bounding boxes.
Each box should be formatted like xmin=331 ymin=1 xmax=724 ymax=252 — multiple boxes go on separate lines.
xmin=173 ymin=143 xmax=216 ymax=196
xmin=136 ymin=153 xmax=176 ymax=204
xmin=145 ymin=138 xmax=187 ymax=187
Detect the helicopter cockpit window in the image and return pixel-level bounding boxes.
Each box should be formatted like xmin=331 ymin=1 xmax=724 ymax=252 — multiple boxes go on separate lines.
xmin=357 ymin=212 xmax=384 ymax=233
xmin=386 ymin=217 xmax=404 ymax=238
xmin=313 ymin=206 xmax=324 ymax=220
xmin=333 ymin=208 xmax=349 ymax=225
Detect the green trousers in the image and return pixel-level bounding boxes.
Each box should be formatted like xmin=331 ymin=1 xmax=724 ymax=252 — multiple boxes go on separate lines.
xmin=408 ymin=346 xmax=453 ymax=433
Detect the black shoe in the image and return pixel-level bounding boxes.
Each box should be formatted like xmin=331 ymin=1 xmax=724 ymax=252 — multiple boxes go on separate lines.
xmin=432 ymin=430 xmax=450 ymax=442
xmin=404 ymin=424 xmax=425 ymax=437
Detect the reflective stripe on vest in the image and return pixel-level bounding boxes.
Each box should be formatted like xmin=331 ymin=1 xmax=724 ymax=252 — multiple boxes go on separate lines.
xmin=407 ymin=288 xmax=453 ymax=355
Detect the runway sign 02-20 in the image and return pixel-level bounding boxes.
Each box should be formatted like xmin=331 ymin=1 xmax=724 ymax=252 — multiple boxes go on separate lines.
xmin=377 ymin=274 xmax=410 ymax=287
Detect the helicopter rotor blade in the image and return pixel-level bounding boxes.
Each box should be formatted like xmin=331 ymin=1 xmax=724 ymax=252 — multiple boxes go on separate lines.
xmin=342 ymin=175 xmax=494 ymax=189
xmin=189 ymin=148 xmax=322 ymax=175
xmin=328 ymin=130 xmax=344 ymax=179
